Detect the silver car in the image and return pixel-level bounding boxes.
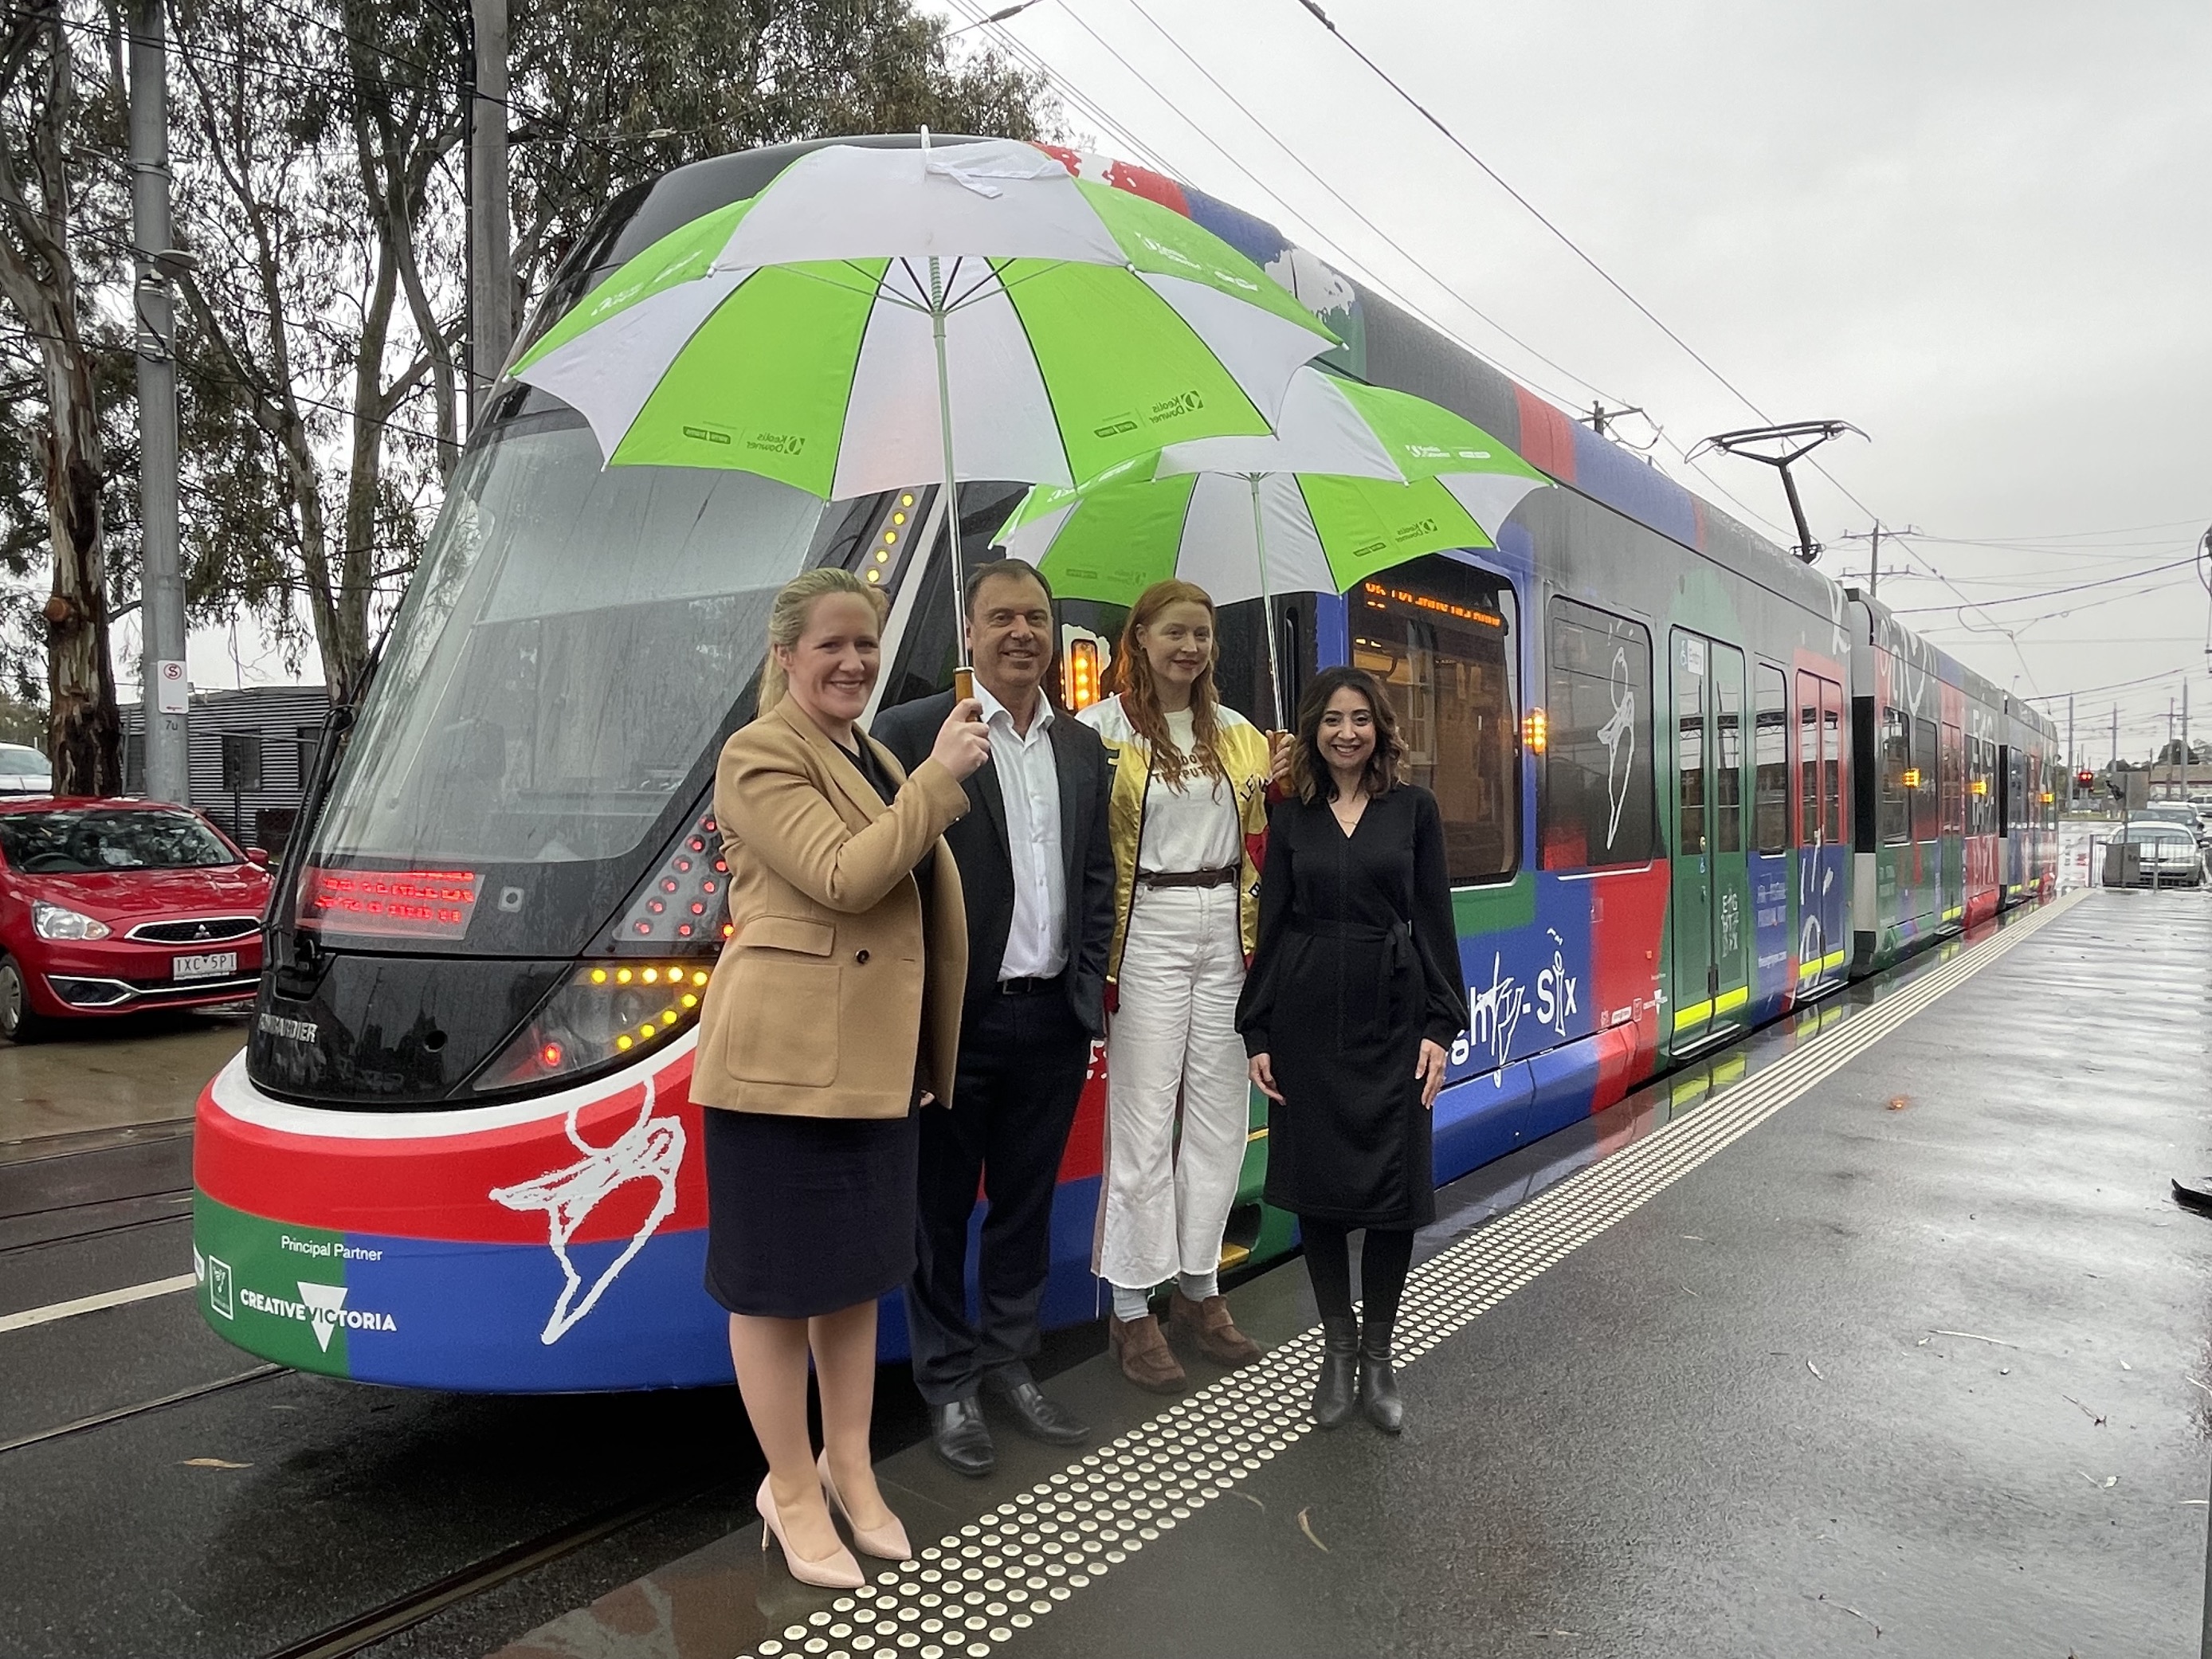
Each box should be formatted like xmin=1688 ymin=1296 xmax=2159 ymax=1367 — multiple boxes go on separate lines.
xmin=0 ymin=744 xmax=50 ymax=797
xmin=2111 ymin=822 xmax=2205 ymax=886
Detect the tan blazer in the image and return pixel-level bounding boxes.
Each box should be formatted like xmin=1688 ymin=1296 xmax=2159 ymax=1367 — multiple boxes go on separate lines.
xmin=693 ymin=698 xmax=970 ymax=1119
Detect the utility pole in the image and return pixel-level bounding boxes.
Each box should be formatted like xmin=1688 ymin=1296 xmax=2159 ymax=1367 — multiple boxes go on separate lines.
xmin=467 ymin=0 xmax=511 ymax=426
xmin=2112 ymin=704 xmax=2119 ymax=772
xmin=2183 ymin=677 xmax=2191 ymax=802
xmin=2169 ymin=699 xmax=2178 ymax=798
xmin=2067 ymin=695 xmax=2076 ymax=808
xmin=129 ymin=0 xmax=186 ymax=805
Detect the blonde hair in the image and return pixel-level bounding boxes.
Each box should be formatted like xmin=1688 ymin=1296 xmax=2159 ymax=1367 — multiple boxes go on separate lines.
xmin=1113 ymin=578 xmax=1226 ymax=786
xmin=757 ymin=567 xmax=888 ymax=713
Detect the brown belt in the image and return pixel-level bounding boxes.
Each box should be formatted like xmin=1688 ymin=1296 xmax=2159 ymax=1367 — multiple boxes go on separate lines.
xmin=1135 ymin=864 xmax=1240 ymax=890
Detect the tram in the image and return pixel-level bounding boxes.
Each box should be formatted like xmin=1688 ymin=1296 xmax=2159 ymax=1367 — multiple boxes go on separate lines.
xmin=190 ymin=135 xmax=2059 ymax=1390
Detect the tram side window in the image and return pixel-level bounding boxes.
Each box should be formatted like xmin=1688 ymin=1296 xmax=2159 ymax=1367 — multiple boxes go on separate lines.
xmin=1676 ymin=643 xmax=1707 ymax=857
xmin=1797 ymin=674 xmax=1820 ymax=844
xmin=1352 ymin=561 xmax=1520 ymax=884
xmin=1822 ymin=681 xmax=1844 ymax=843
xmin=1541 ymin=598 xmax=1655 ymax=869
xmin=1754 ymin=665 xmax=1788 ymax=854
xmin=1912 ymin=716 xmax=1939 ymax=841
xmin=1939 ymin=723 xmax=1963 ymax=835
xmin=1712 ymin=644 xmax=1745 ymax=855
xmin=1880 ymin=707 xmax=1911 ymax=845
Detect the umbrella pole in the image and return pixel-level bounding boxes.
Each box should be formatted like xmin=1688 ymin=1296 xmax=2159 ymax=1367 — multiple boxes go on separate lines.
xmin=1249 ymin=474 xmax=1286 ymax=731
xmin=928 ymin=253 xmax=974 ymax=704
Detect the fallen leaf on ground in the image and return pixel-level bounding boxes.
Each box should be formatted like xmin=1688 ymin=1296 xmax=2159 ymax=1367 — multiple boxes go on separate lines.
xmin=1807 ymin=1359 xmax=1824 ymax=1379
xmin=2062 ymin=1394 xmax=2107 ymax=1426
xmin=1803 ymin=1593 xmax=1881 ymax=1637
xmin=2119 ymin=1359 xmax=2132 ymax=1371
xmin=2103 ymin=1476 xmax=2118 ymax=1488
xmin=1886 ymin=1096 xmax=1910 ymax=1111
xmin=180 ymin=1457 xmax=249 ymax=1469
xmin=1234 ymin=1492 xmax=1265 ymax=1512
xmin=1296 ymin=1506 xmax=1330 ymax=1552
xmin=1930 ymin=1328 xmax=2018 ymax=1348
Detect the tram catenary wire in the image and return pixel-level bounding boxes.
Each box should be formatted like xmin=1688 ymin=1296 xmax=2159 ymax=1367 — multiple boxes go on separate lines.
xmin=964 ymin=0 xmax=1803 ymax=543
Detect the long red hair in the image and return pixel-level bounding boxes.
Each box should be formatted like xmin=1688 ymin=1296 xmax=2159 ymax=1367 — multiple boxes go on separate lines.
xmin=1111 ymin=579 xmax=1226 ymax=786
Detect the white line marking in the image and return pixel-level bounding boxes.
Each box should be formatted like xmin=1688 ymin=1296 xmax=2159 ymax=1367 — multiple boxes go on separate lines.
xmin=0 ymin=1273 xmax=198 ymax=1334
xmin=735 ymin=890 xmax=2090 ymax=1659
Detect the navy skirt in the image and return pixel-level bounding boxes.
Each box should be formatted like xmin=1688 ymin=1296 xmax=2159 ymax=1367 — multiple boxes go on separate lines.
xmin=702 ymin=1105 xmax=919 ymax=1319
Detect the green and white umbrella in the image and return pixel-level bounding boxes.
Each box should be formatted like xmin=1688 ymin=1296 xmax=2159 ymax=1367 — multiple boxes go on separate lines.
xmin=509 ymin=136 xmax=1339 ymax=504
xmin=995 ymin=367 xmax=1549 ymax=716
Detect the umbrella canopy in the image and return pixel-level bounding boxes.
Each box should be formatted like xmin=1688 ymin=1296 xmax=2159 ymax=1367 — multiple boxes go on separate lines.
xmin=996 ymin=369 xmax=1550 ymax=607
xmin=508 ymin=137 xmax=1339 ymax=502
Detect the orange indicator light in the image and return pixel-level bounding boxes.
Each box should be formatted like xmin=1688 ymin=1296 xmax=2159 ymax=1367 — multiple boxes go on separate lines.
xmin=1523 ymin=708 xmax=1547 ymax=755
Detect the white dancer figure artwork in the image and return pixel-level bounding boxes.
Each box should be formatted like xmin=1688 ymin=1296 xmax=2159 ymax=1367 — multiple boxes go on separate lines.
xmin=490 ymin=1075 xmax=686 ymax=1345
xmin=1597 ymin=644 xmax=1637 ymax=849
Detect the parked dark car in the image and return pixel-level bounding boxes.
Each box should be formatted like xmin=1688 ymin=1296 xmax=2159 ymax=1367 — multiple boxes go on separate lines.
xmin=0 ymin=798 xmax=270 ymax=1041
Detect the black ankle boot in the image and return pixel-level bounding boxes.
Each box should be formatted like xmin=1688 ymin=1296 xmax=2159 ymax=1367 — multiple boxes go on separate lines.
xmin=1312 ymin=1316 xmax=1359 ymax=1429
xmin=1358 ymin=1322 xmax=1402 ymax=1434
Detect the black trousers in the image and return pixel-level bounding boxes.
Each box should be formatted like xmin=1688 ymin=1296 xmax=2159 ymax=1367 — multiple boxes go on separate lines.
xmin=905 ymin=986 xmax=1093 ymax=1406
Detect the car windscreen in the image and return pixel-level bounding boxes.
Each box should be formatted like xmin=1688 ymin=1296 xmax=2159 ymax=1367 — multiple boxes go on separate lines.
xmin=0 ymin=809 xmax=234 ymax=872
xmin=2120 ymin=824 xmax=2195 ymax=844
xmin=0 ymin=746 xmax=47 ymax=772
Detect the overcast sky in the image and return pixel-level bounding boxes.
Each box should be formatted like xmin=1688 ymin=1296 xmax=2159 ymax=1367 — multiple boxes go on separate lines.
xmin=159 ymin=2 xmax=2209 ymax=763
xmin=926 ymin=0 xmax=2212 ymax=761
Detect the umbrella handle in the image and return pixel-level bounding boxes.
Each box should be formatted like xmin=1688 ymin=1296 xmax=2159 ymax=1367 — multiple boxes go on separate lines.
xmin=1250 ymin=476 xmax=1287 ymax=732
xmin=929 ymin=253 xmax=972 ymax=680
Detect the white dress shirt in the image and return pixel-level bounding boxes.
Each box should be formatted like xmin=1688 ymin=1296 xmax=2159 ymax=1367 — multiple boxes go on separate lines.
xmin=975 ymin=679 xmax=1067 ymax=979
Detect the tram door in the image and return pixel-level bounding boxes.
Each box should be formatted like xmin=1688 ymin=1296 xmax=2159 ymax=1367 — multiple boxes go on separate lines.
xmin=1669 ymin=632 xmax=1751 ymax=1047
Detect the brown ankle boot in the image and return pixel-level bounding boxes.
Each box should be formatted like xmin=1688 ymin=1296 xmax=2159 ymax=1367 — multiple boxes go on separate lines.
xmin=1108 ymin=1312 xmax=1187 ymax=1394
xmin=1168 ymin=1288 xmax=1262 ymax=1366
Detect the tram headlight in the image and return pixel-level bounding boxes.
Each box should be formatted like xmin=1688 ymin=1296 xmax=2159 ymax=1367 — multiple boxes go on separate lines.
xmin=476 ymin=960 xmax=714 ymax=1091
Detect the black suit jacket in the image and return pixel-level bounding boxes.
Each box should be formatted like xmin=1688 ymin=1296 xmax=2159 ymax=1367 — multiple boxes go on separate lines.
xmin=873 ymin=688 xmax=1114 ymax=1038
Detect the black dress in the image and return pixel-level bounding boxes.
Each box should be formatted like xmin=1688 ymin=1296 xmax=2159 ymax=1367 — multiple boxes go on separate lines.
xmin=1236 ymin=785 xmax=1468 ymax=1227
xmin=702 ymin=733 xmax=924 ymax=1320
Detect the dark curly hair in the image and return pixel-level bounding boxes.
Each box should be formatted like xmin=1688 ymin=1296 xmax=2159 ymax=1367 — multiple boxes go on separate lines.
xmin=1288 ymin=665 xmax=1405 ymax=803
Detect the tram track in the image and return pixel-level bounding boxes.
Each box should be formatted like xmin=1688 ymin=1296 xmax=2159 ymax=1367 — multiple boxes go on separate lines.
xmin=257 ymin=1477 xmax=728 ymax=1659
xmin=0 ymin=1363 xmax=285 ymax=1457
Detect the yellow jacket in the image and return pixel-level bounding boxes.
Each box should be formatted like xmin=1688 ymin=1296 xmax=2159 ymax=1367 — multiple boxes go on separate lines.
xmin=1077 ymin=692 xmax=1273 ymax=983
xmin=694 ymin=699 xmax=970 ymax=1119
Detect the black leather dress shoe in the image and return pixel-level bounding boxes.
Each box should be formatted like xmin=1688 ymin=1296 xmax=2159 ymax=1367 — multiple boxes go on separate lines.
xmin=986 ymin=1378 xmax=1090 ymax=1446
xmin=930 ymin=1396 xmax=996 ymax=1477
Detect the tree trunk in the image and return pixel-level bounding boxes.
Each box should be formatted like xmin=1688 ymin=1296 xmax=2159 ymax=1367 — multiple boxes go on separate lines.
xmin=41 ymin=347 xmax=118 ymax=794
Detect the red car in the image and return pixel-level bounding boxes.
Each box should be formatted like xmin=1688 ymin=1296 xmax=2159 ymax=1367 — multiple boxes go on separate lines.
xmin=0 ymin=798 xmax=271 ymax=1041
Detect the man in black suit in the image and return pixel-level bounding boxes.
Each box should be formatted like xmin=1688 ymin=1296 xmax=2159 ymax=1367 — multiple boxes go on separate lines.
xmin=873 ymin=557 xmax=1115 ymax=1477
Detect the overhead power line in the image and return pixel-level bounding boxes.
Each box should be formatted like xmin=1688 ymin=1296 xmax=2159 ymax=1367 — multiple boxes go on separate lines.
xmin=1289 ymin=0 xmax=1776 ymax=428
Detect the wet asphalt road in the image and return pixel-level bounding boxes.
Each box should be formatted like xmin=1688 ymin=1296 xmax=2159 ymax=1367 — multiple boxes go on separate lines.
xmin=5 ymin=888 xmax=2209 ymax=1657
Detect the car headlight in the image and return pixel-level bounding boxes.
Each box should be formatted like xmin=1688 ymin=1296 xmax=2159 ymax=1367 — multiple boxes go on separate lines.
xmin=32 ymin=901 xmax=110 ymax=940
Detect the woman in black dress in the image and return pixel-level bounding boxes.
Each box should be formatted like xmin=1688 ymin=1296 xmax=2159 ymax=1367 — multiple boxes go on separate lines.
xmin=1237 ymin=665 xmax=1468 ymax=1433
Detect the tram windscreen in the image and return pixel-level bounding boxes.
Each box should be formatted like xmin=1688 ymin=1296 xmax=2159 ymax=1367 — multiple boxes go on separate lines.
xmin=304 ymin=415 xmax=826 ymax=937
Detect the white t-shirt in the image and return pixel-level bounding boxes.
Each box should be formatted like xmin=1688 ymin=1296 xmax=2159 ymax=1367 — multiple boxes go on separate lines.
xmin=1136 ymin=708 xmax=1241 ymax=874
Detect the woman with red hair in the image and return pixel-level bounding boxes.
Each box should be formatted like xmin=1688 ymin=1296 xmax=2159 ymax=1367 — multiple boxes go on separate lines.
xmin=1080 ymin=580 xmax=1276 ymax=1391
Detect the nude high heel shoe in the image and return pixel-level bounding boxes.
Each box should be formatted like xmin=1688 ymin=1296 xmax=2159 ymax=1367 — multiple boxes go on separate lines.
xmin=818 ymin=1449 xmax=913 ymax=1561
xmin=758 ymin=1474 xmax=865 ymax=1589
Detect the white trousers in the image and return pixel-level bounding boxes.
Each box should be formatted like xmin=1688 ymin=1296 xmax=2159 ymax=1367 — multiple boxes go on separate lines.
xmin=1097 ymin=883 xmax=1250 ymax=1291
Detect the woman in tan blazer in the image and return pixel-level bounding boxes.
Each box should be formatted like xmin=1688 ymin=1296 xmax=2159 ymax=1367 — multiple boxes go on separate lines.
xmin=695 ymin=567 xmax=990 ymax=1589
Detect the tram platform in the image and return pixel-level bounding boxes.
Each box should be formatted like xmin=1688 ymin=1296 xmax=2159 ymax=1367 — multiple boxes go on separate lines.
xmin=491 ymin=885 xmax=2212 ymax=1659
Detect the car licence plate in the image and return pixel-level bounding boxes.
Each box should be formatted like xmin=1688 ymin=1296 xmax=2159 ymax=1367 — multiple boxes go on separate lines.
xmin=173 ymin=951 xmax=239 ymax=982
